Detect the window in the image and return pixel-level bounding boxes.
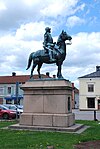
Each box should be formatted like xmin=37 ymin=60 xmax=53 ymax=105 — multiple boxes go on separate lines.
xmin=87 ymin=98 xmax=95 ymax=108
xmin=88 ymin=84 xmax=94 ymax=92
xmin=0 ymin=87 xmax=4 ymax=95
xmin=8 ymin=87 xmax=11 ymax=94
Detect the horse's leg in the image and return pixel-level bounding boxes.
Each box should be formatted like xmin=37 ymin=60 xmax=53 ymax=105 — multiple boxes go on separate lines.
xmin=30 ymin=62 xmax=37 ymax=78
xmin=37 ymin=63 xmax=42 ymax=78
xmin=57 ymin=62 xmax=63 ymax=78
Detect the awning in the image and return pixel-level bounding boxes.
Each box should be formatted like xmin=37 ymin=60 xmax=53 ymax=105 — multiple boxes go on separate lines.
xmin=4 ymin=95 xmax=23 ymax=100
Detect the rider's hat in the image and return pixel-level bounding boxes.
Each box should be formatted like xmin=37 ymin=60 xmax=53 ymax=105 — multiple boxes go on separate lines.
xmin=45 ymin=27 xmax=51 ymax=32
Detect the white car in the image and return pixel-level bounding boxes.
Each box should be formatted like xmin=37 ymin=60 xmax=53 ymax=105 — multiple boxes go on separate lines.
xmin=3 ymin=104 xmax=23 ymax=117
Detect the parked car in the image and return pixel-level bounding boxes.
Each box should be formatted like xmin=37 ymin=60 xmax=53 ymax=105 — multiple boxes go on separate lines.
xmin=0 ymin=105 xmax=16 ymax=119
xmin=3 ymin=104 xmax=23 ymax=117
xmin=17 ymin=105 xmax=23 ymax=110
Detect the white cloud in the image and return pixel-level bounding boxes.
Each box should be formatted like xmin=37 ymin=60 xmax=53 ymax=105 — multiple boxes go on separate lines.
xmin=0 ymin=27 xmax=100 ymax=88
xmin=23 ymin=0 xmax=40 ymax=6
xmin=15 ymin=21 xmax=46 ymax=41
xmin=57 ymin=31 xmax=100 ymax=88
xmin=0 ymin=1 xmax=6 ymax=10
xmin=0 ymin=0 xmax=83 ymax=32
xmin=66 ymin=15 xmax=85 ymax=28
xmin=40 ymin=0 xmax=80 ymax=17
xmin=0 ymin=0 xmax=99 ymax=89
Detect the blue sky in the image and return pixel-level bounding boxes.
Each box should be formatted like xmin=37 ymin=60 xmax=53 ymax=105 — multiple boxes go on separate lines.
xmin=0 ymin=0 xmax=100 ymax=88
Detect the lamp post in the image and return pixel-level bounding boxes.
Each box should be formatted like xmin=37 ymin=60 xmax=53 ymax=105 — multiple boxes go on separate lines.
xmin=16 ymin=82 xmax=19 ymax=119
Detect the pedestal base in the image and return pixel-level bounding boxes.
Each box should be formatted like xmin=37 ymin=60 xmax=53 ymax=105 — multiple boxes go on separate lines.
xmin=10 ymin=123 xmax=86 ymax=133
xmin=20 ymin=79 xmax=75 ymax=128
xmin=20 ymin=113 xmax=75 ymax=127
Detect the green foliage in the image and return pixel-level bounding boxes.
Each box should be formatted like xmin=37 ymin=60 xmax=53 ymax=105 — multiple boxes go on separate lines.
xmin=0 ymin=120 xmax=100 ymax=149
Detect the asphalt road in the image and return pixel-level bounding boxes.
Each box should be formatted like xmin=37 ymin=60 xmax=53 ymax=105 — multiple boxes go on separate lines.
xmin=72 ymin=109 xmax=100 ymax=121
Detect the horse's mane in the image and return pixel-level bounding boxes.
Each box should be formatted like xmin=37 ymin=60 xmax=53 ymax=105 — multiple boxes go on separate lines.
xmin=57 ymin=33 xmax=62 ymax=46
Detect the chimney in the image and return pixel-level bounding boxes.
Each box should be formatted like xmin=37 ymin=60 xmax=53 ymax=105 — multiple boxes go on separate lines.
xmin=53 ymin=75 xmax=56 ymax=78
xmin=46 ymin=72 xmax=49 ymax=77
xmin=72 ymin=83 xmax=74 ymax=89
xmin=96 ymin=66 xmax=100 ymax=71
xmin=12 ymin=72 xmax=16 ymax=76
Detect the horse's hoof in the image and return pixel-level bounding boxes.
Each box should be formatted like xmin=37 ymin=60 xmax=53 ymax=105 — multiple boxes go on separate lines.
xmin=39 ymin=76 xmax=42 ymax=79
xmin=30 ymin=75 xmax=33 ymax=79
xmin=57 ymin=76 xmax=64 ymax=79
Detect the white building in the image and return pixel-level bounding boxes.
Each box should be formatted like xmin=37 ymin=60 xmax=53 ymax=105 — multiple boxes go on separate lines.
xmin=79 ymin=66 xmax=100 ymax=111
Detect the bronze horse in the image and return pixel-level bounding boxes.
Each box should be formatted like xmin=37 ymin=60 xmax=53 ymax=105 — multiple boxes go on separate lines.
xmin=26 ymin=30 xmax=72 ymax=79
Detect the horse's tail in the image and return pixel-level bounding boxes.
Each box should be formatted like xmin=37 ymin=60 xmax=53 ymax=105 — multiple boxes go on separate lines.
xmin=26 ymin=52 xmax=34 ymax=70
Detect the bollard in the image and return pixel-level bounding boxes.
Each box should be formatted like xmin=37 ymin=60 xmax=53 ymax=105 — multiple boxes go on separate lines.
xmin=94 ymin=110 xmax=98 ymax=121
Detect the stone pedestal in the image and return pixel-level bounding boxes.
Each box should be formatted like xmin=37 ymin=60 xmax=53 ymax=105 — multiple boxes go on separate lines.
xmin=20 ymin=79 xmax=75 ymax=128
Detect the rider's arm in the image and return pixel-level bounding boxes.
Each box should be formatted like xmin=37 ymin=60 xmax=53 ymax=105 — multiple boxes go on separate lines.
xmin=43 ymin=34 xmax=48 ymax=46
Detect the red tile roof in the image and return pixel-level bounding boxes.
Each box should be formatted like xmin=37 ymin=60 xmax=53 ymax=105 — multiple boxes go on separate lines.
xmin=0 ymin=74 xmax=51 ymax=84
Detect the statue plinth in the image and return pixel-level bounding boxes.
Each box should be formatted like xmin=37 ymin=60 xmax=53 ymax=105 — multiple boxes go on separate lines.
xmin=20 ymin=79 xmax=75 ymax=128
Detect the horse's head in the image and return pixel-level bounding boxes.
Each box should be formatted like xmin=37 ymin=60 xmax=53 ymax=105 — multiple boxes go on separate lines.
xmin=61 ymin=30 xmax=72 ymax=41
xmin=57 ymin=30 xmax=72 ymax=45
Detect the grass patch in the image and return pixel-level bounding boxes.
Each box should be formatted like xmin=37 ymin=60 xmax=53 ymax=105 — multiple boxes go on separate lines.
xmin=0 ymin=120 xmax=17 ymax=128
xmin=0 ymin=120 xmax=100 ymax=149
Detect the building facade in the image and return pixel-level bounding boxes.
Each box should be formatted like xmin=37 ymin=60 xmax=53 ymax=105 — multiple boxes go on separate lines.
xmin=79 ymin=66 xmax=100 ymax=111
xmin=0 ymin=72 xmax=79 ymax=108
xmin=0 ymin=73 xmax=50 ymax=105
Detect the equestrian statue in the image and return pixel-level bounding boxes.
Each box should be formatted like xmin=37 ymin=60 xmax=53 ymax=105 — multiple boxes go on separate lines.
xmin=26 ymin=27 xmax=72 ymax=79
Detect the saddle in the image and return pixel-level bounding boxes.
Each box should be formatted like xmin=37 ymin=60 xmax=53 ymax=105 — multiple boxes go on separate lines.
xmin=43 ymin=44 xmax=63 ymax=57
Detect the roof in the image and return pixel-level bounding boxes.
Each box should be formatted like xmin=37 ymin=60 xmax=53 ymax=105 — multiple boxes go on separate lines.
xmin=79 ymin=70 xmax=100 ymax=78
xmin=72 ymin=83 xmax=79 ymax=93
xmin=0 ymin=74 xmax=51 ymax=84
xmin=74 ymin=87 xmax=79 ymax=93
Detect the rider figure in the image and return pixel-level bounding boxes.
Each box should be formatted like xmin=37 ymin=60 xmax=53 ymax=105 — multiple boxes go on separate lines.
xmin=43 ymin=27 xmax=55 ymax=62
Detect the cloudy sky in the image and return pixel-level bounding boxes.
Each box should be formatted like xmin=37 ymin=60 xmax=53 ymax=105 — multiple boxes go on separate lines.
xmin=0 ymin=0 xmax=100 ymax=88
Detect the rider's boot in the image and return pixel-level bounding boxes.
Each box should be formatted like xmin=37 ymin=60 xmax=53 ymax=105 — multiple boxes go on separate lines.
xmin=49 ymin=51 xmax=55 ymax=62
xmin=44 ymin=47 xmax=49 ymax=53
